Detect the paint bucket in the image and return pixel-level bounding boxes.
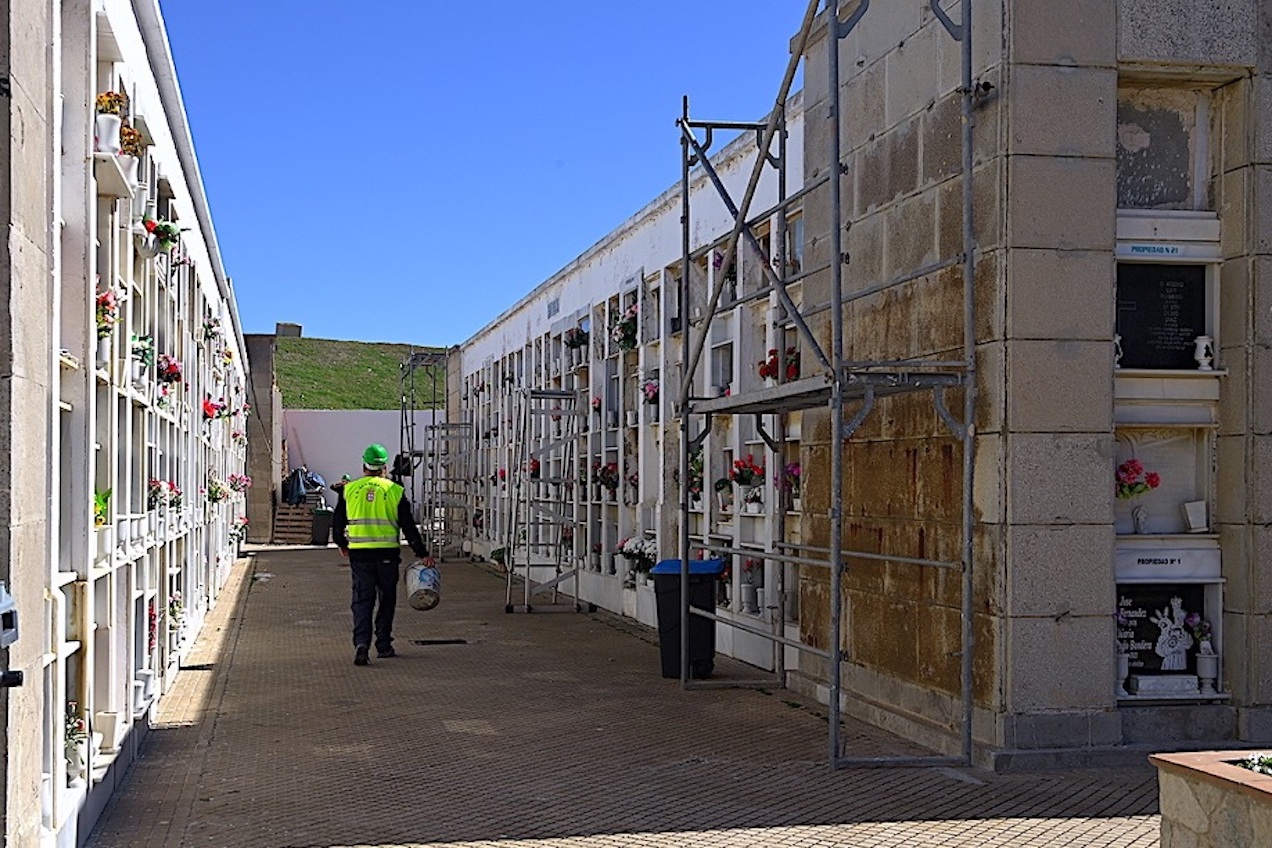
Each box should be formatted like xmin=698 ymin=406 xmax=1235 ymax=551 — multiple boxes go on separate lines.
xmin=406 ymin=562 xmax=441 ymax=611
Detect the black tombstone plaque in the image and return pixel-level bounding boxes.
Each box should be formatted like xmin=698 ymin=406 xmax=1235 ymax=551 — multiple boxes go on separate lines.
xmin=1116 ymin=263 xmax=1206 ymax=369
xmin=1117 ymin=583 xmax=1205 ymax=675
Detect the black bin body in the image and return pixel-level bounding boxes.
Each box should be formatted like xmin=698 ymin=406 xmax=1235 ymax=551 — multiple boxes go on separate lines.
xmin=651 ymin=559 xmax=725 ymax=679
xmin=310 ymin=509 xmax=334 ymax=546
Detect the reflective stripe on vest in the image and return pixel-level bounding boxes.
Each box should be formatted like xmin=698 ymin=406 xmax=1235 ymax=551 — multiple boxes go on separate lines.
xmin=344 ymin=476 xmax=404 ymax=549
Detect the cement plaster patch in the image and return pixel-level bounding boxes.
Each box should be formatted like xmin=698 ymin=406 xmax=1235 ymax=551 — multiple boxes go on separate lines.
xmin=1006 ymin=155 xmax=1116 ymax=251
xmin=858 ymin=123 xmax=919 ymax=213
xmin=1004 ymin=524 xmax=1113 ymax=618
xmin=1010 ymin=0 xmax=1116 ymax=67
xmin=1255 ymin=166 xmax=1272 ymax=255
xmin=1006 ymin=432 xmax=1114 ymax=525
xmin=1005 ymin=339 xmax=1112 ymax=432
xmin=1006 ymin=249 xmax=1114 ymax=340
xmin=1118 ymin=0 xmax=1258 ymax=67
xmin=1251 ymin=345 xmax=1272 ymax=437
xmin=1008 ymin=65 xmax=1117 ymax=158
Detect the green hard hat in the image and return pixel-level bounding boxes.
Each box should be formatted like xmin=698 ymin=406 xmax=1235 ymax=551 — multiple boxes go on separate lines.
xmin=362 ymin=443 xmax=389 ymax=469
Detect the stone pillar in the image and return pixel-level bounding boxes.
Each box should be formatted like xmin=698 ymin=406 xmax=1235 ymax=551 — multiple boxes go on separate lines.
xmin=0 ymin=0 xmax=55 ymax=840
xmin=996 ymin=0 xmax=1122 ymax=755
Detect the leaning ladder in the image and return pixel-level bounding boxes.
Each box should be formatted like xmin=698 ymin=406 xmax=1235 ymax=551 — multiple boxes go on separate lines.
xmin=502 ymin=388 xmax=592 ymax=613
xmin=422 ymin=422 xmax=473 ymax=560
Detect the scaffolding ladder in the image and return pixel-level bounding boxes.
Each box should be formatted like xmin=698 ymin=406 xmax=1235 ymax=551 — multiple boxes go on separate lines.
xmin=421 ymin=422 xmax=473 ymax=561
xmin=672 ymin=0 xmax=979 ymax=770
xmin=502 ymin=388 xmax=592 ymax=613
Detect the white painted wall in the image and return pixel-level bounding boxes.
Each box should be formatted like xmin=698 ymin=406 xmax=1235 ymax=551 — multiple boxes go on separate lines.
xmin=459 ymin=95 xmax=804 ymax=370
xmin=283 ymin=409 xmax=438 ymax=505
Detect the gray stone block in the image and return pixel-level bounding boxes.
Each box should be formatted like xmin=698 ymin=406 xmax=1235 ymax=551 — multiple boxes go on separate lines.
xmin=842 ymin=60 xmax=884 ymax=154
xmin=1237 ymin=705 xmax=1272 ymax=742
xmin=1007 ymin=433 xmax=1115 ymax=525
xmin=1118 ymin=0 xmax=1258 ymax=67
xmin=1218 ymin=258 xmax=1249 ymax=350
xmin=1010 ymin=0 xmax=1116 ymax=67
xmin=1005 ymin=523 xmax=1113 ymax=617
xmin=1120 ymin=704 xmax=1237 ymax=744
xmin=1006 ymin=155 xmax=1116 ymax=251
xmin=884 ymin=24 xmax=940 ymax=128
xmin=1006 ymin=614 xmax=1116 ymax=711
xmin=1006 ymin=339 xmax=1113 ymax=432
xmin=883 ymin=192 xmax=937 ymax=277
xmin=1006 ymin=249 xmax=1114 ymax=341
xmin=1214 ymin=435 xmax=1247 ymax=524
xmin=1008 ymin=65 xmax=1117 ymax=158
xmin=1219 ymin=168 xmax=1250 ymax=261
xmin=1252 ymin=436 xmax=1272 ymax=524
xmin=1217 ymin=348 xmax=1247 ymax=437
xmin=857 ymin=121 xmax=919 ymax=214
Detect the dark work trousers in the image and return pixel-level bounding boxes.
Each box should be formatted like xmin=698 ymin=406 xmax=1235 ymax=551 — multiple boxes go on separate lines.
xmin=349 ymin=550 xmax=401 ymax=652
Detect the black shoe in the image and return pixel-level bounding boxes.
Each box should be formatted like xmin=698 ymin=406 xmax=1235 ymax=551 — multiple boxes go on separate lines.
xmin=377 ymin=647 xmax=396 ymax=659
xmin=354 ymin=645 xmax=370 ymax=666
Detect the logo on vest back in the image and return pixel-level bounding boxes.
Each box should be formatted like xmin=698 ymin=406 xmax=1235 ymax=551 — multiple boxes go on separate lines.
xmin=365 ymin=490 xmax=376 ymax=503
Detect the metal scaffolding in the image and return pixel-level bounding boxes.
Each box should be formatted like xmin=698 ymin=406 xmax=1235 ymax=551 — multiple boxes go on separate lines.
xmin=398 ymin=349 xmax=446 ymax=524
xmin=502 ymin=388 xmax=592 ymax=613
xmin=673 ymin=0 xmax=979 ymax=768
xmin=421 ymin=422 xmax=474 ymax=560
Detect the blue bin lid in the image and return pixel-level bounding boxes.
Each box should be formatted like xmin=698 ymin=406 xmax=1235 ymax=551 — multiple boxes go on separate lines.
xmin=650 ymin=558 xmax=726 ymax=576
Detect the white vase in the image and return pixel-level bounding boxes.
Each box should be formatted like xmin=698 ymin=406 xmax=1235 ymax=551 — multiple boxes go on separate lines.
xmin=94 ymin=113 xmax=122 ymax=154
xmin=118 ymin=153 xmax=139 ymax=185
xmin=65 ymin=741 xmax=87 ymax=784
xmin=1116 ymin=652 xmax=1130 ymax=697
xmin=96 ymin=335 xmax=111 ymax=369
xmin=1196 ymin=652 xmax=1219 ymax=696
xmin=626 ymin=410 xmax=639 ymax=428
xmin=791 ymin=496 xmax=802 ymax=512
xmin=1193 ymin=335 xmax=1214 ymax=371
xmin=740 ymin=581 xmax=758 ymax=614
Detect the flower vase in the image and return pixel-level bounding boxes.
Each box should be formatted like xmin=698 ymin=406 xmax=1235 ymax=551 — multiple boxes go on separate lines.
xmin=1196 ymin=650 xmax=1219 ymax=696
xmin=94 ymin=113 xmax=122 ymax=154
xmin=1132 ymin=504 xmax=1148 ymax=535
xmin=744 ymin=488 xmax=764 ymax=514
xmin=717 ymin=490 xmax=733 ymax=513
xmin=96 ymin=335 xmax=110 ymax=369
xmin=1116 ymin=652 xmax=1130 ymax=697
xmin=131 ymin=359 xmax=145 ymax=388
xmin=740 ymin=582 xmax=758 ymax=615
xmin=1193 ymin=335 xmax=1214 ymax=371
xmin=626 ymin=410 xmax=639 ymax=428
xmin=791 ymin=496 xmax=802 ymax=512
xmin=65 ymin=741 xmax=87 ymax=785
xmin=118 ymin=154 xmax=139 ymax=186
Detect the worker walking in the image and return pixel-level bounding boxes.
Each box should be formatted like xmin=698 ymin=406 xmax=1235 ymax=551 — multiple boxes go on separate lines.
xmin=333 ymin=443 xmax=429 ymax=666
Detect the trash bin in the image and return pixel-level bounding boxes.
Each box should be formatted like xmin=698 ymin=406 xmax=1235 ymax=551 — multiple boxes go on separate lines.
xmin=651 ymin=558 xmax=725 ymax=679
xmin=310 ymin=507 xmax=334 ymax=546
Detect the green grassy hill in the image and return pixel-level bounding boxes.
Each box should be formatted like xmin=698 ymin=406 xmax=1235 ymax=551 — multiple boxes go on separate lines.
xmin=274 ymin=337 xmax=445 ymax=410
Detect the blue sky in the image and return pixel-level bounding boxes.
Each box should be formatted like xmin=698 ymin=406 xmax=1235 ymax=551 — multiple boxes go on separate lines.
xmin=159 ymin=2 xmax=807 ymax=346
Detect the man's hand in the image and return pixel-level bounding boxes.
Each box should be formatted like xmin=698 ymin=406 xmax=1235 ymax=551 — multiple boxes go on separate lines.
xmin=338 ymin=547 xmax=349 ymax=566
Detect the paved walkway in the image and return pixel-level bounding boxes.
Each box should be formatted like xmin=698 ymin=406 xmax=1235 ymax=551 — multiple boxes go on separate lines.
xmin=86 ymin=547 xmax=1161 ymax=848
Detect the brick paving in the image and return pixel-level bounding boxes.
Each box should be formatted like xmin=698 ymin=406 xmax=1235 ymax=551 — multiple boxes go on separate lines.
xmin=86 ymin=547 xmax=1161 ymax=848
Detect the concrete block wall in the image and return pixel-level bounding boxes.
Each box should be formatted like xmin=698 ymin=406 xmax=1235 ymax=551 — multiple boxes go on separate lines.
xmin=798 ymin=2 xmax=1010 ymax=751
xmin=797 ymin=0 xmax=1272 ymax=763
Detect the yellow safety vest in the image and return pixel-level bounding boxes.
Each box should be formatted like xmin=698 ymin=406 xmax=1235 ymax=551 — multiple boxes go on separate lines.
xmin=344 ymin=476 xmax=404 ymax=549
